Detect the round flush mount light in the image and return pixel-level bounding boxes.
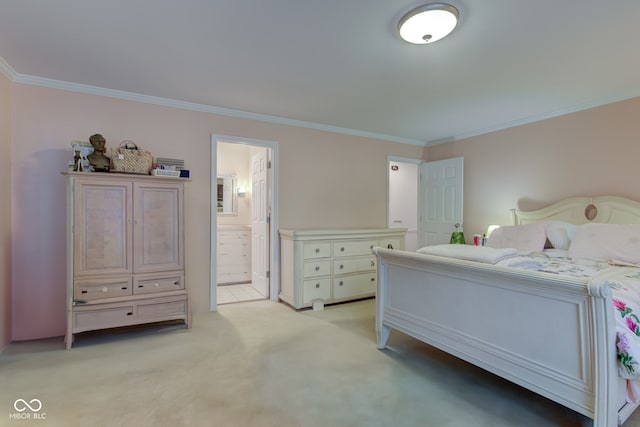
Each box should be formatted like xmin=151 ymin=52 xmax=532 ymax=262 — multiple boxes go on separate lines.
xmin=398 ymin=3 xmax=459 ymax=44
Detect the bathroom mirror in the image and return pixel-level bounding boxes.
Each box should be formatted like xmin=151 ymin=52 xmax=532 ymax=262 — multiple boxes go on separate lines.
xmin=217 ymin=174 xmax=238 ymax=216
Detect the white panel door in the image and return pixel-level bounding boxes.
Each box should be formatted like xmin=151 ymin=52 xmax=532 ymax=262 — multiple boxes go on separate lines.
xmin=420 ymin=157 xmax=464 ymax=246
xmin=251 ymin=150 xmax=269 ymax=297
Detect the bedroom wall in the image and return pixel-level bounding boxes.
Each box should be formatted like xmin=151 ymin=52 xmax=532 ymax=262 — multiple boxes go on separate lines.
xmin=10 ymin=83 xmax=424 ymax=340
xmin=0 ymin=73 xmax=11 ymax=350
xmin=427 ymin=96 xmax=640 ymax=241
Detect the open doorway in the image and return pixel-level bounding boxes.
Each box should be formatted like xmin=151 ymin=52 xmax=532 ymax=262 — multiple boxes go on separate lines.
xmin=210 ymin=135 xmax=280 ymax=310
xmin=387 ymin=156 xmax=420 ymax=251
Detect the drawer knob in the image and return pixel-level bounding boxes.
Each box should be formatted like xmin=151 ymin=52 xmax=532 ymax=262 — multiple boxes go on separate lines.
xmin=315 ymin=266 xmax=320 ymax=271
xmin=315 ymin=248 xmax=320 ymax=253
xmin=370 ymin=278 xmax=375 ymax=282
xmin=339 ymin=264 xmax=344 ymax=269
xmin=387 ymin=244 xmax=394 ymax=249
xmin=174 ymin=281 xmax=179 ymax=285
xmin=370 ymin=261 xmax=375 ymax=267
xmin=121 ymin=286 xmax=128 ymax=290
xmin=127 ymin=312 xmax=133 ymax=316
xmin=315 ymin=283 xmax=320 ymax=288
xmin=101 ymin=287 xmax=108 ymax=293
xmin=339 ymin=281 xmax=343 ymax=286
xmin=154 ymin=283 xmax=160 ymax=288
xmin=370 ymin=245 xmax=374 ymax=250
xmin=340 ymin=247 xmax=345 ymax=252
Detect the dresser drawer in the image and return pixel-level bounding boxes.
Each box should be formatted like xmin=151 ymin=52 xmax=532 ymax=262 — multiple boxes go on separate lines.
xmin=303 ymin=260 xmax=331 ymax=278
xmin=333 ymin=273 xmax=376 ymax=300
xmin=217 ymin=242 xmax=250 ymax=256
xmin=218 ymin=253 xmax=250 ymax=267
xmin=74 ymin=278 xmax=132 ymax=301
xmin=218 ymin=230 xmax=250 ymax=240
xmin=379 ymin=237 xmax=402 ymax=250
xmin=333 ymin=240 xmax=376 ymax=257
xmin=333 ymin=256 xmax=376 ymax=275
xmin=134 ymin=275 xmax=184 ymax=295
xmin=303 ymin=241 xmax=331 ymax=259
xmin=302 ymin=278 xmax=331 ymax=304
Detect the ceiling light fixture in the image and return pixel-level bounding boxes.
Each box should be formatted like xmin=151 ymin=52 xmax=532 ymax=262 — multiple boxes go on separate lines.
xmin=397 ymin=3 xmax=459 ymax=44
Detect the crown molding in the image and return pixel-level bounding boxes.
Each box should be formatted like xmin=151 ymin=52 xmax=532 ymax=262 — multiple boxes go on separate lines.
xmin=10 ymin=57 xmax=634 ymax=149
xmin=428 ymin=93 xmax=640 ymax=146
xmin=7 ymin=69 xmax=427 ymax=147
xmin=0 ymin=56 xmax=17 ymax=81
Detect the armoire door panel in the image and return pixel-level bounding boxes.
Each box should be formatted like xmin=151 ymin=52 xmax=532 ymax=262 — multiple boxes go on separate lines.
xmin=74 ymin=180 xmax=133 ymax=276
xmin=133 ymin=182 xmax=184 ymax=273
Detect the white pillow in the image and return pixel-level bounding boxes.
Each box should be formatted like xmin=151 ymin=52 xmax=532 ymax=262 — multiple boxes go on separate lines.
xmin=546 ymin=221 xmax=577 ymax=250
xmin=568 ymin=223 xmax=640 ymax=265
xmin=485 ymin=222 xmax=548 ymax=252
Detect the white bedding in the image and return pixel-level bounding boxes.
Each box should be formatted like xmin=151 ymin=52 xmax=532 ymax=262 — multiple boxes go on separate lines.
xmin=416 ymin=244 xmax=517 ymax=264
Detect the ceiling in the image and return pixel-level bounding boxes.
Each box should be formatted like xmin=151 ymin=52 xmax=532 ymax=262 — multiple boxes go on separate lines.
xmin=0 ymin=1 xmax=638 ymax=146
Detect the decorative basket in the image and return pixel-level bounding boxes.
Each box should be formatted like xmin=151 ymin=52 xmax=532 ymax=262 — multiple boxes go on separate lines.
xmin=109 ymin=140 xmax=153 ymax=175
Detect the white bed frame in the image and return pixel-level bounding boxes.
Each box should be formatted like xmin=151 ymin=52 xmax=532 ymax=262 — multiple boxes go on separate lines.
xmin=374 ymin=196 xmax=640 ymax=427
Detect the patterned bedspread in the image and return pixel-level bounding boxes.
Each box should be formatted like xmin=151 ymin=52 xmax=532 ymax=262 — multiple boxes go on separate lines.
xmin=497 ymin=251 xmax=640 ymax=401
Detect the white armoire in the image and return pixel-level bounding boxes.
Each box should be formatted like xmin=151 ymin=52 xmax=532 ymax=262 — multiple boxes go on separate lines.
xmin=64 ymin=172 xmax=190 ymax=348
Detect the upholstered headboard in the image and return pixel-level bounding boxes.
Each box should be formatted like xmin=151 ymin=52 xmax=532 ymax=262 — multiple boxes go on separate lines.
xmin=511 ymin=196 xmax=640 ymax=225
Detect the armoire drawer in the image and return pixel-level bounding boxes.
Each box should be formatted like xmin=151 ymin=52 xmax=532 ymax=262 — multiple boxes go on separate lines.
xmin=333 ymin=256 xmax=376 ymax=275
xmin=302 ymin=278 xmax=331 ymax=304
xmin=134 ymin=275 xmax=184 ymax=295
xmin=74 ymin=278 xmax=133 ymax=301
xmin=138 ymin=299 xmax=187 ymax=320
xmin=74 ymin=305 xmax=135 ymax=331
xmin=333 ymin=273 xmax=376 ymax=300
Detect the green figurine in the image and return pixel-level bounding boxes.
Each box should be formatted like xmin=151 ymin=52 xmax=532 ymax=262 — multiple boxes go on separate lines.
xmin=450 ymin=223 xmax=466 ymax=244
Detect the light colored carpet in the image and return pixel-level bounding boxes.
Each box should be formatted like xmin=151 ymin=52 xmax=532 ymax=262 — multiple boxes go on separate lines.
xmin=1 ymin=299 xmax=639 ymax=427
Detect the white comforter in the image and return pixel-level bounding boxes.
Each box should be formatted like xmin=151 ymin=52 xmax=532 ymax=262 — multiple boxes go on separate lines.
xmin=417 ymin=244 xmax=517 ymax=264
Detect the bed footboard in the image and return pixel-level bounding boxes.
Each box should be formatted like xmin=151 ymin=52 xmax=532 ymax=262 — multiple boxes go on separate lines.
xmin=373 ymin=247 xmax=619 ymax=427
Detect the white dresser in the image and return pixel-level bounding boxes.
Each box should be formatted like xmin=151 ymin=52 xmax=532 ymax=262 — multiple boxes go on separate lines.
xmin=279 ymin=228 xmax=406 ymax=310
xmin=217 ymin=225 xmax=251 ymax=284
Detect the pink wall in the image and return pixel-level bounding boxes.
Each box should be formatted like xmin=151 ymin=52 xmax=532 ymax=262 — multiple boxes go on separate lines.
xmin=11 ymin=80 xmax=638 ymax=342
xmin=10 ymin=83 xmax=424 ymax=340
xmin=428 ymin=96 xmax=640 ymax=240
xmin=0 ymin=73 xmax=11 ymax=350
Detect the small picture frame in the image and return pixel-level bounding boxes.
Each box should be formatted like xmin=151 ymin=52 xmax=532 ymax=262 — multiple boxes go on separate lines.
xmin=70 ymin=140 xmax=94 ymax=172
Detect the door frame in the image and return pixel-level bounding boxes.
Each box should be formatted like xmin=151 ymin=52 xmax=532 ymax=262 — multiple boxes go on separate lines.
xmin=210 ymin=134 xmax=280 ymax=311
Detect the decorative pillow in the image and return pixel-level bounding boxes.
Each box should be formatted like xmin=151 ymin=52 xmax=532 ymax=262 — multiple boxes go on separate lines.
xmin=546 ymin=221 xmax=577 ymax=250
xmin=568 ymin=223 xmax=640 ymax=265
xmin=485 ymin=222 xmax=548 ymax=252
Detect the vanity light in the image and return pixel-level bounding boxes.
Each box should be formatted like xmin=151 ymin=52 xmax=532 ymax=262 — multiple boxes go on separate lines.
xmin=398 ymin=3 xmax=459 ymax=44
xmin=237 ymin=185 xmax=246 ymax=197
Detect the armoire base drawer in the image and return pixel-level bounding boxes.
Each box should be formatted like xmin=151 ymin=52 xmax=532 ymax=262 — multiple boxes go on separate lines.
xmin=72 ymin=294 xmax=188 ymax=334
